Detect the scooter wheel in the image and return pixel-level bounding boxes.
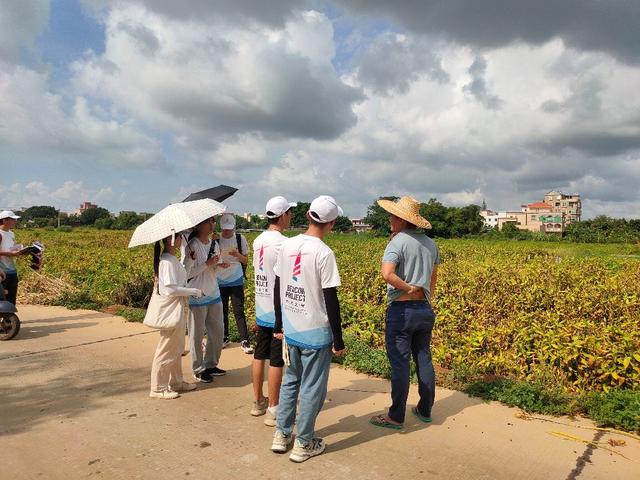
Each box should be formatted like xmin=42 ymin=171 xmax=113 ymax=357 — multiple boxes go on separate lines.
xmin=0 ymin=313 xmax=20 ymax=340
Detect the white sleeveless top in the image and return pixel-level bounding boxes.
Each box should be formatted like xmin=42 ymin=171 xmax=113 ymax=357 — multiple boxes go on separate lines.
xmin=0 ymin=230 xmax=17 ymax=274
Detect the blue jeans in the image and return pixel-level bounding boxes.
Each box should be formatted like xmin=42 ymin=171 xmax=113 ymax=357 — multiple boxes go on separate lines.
xmin=385 ymin=300 xmax=436 ymax=423
xmin=276 ymin=345 xmax=332 ymax=445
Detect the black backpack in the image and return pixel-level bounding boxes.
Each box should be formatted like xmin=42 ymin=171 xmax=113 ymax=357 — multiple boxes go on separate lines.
xmin=212 ymin=233 xmax=247 ymax=279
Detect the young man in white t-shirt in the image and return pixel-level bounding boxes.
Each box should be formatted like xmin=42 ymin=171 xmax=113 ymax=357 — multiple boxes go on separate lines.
xmin=270 ymin=195 xmax=346 ymax=463
xmin=250 ymin=196 xmax=296 ymax=425
xmin=0 ymin=211 xmax=25 ymax=305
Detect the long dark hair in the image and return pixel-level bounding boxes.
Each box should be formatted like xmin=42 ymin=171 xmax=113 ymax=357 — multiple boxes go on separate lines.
xmin=188 ymin=218 xmax=212 ymax=244
xmin=153 ymin=241 xmax=161 ymax=277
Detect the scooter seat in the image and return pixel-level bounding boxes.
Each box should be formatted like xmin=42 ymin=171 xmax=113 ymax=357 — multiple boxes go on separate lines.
xmin=0 ymin=300 xmax=17 ymax=314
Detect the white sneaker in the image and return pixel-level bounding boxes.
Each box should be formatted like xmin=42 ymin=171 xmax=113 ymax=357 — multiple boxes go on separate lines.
xmin=251 ymin=397 xmax=268 ymax=416
xmin=264 ymin=409 xmax=276 ymax=427
xmin=289 ymin=438 xmax=325 ymax=463
xmin=171 ymin=382 xmax=197 ymax=392
xmin=241 ymin=340 xmax=254 ymax=354
xmin=149 ymin=390 xmax=180 ymax=399
xmin=271 ymin=430 xmax=293 ymax=453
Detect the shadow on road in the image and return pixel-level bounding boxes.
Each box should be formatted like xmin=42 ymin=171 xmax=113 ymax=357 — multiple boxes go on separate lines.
xmin=317 ymin=378 xmax=484 ymax=453
xmin=0 ymin=351 xmax=148 ymax=436
xmin=15 ymin=321 xmax=100 ymax=340
xmin=21 ymin=312 xmax=114 ymax=325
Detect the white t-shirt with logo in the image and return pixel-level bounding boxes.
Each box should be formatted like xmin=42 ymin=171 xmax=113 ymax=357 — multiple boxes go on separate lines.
xmin=274 ymin=234 xmax=341 ymax=349
xmin=216 ymin=233 xmax=249 ymax=288
xmin=253 ymin=230 xmax=287 ymax=328
xmin=0 ymin=230 xmax=17 ymax=274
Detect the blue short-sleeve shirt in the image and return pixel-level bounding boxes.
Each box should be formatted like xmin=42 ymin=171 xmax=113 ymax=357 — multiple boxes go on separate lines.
xmin=382 ymin=230 xmax=440 ymax=303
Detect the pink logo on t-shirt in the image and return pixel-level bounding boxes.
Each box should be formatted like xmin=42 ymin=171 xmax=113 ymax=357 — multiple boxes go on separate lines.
xmin=292 ymin=252 xmax=301 ymax=281
xmin=258 ymin=245 xmax=264 ymax=271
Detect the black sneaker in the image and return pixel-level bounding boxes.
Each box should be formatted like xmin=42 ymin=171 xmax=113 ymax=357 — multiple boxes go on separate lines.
xmin=207 ymin=367 xmax=227 ymax=376
xmin=222 ymin=337 xmax=231 ymax=348
xmin=241 ymin=340 xmax=254 ymax=354
xmin=195 ymin=371 xmax=213 ymax=383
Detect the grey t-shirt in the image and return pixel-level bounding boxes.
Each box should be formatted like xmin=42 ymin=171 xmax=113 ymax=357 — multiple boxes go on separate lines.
xmin=382 ymin=230 xmax=440 ymax=303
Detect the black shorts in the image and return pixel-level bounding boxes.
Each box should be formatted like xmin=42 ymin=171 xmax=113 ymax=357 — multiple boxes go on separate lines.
xmin=254 ymin=325 xmax=284 ymax=367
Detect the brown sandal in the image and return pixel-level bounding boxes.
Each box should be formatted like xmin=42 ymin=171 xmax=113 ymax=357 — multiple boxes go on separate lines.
xmin=369 ymin=414 xmax=403 ymax=430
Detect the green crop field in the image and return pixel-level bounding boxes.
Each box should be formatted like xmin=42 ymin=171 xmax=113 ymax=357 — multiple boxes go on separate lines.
xmin=12 ymin=228 xmax=640 ymax=431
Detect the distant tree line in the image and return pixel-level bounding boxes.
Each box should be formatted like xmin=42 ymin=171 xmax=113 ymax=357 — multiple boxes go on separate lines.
xmin=287 ymin=202 xmax=352 ymax=233
xmin=364 ymin=197 xmax=484 ymax=238
xmin=18 ymin=203 xmax=638 ymax=243
xmin=364 ymin=197 xmax=640 ymax=243
xmin=479 ymin=216 xmax=640 ymax=243
xmin=564 ymin=216 xmax=640 ymax=243
xmin=16 ymin=205 xmax=149 ymax=230
xmin=15 ymin=203 xmax=354 ymax=233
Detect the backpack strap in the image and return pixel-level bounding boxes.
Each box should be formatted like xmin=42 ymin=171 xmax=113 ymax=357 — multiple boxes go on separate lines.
xmin=235 ymin=233 xmax=243 ymax=254
xmin=235 ymin=233 xmax=247 ymax=279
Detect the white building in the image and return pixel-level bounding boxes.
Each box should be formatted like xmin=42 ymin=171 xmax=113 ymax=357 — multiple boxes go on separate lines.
xmin=480 ymin=209 xmax=499 ymax=228
xmin=350 ymin=218 xmax=372 ymax=233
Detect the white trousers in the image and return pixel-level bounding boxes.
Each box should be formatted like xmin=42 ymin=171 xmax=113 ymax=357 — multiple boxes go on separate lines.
xmin=150 ymin=317 xmax=185 ymax=392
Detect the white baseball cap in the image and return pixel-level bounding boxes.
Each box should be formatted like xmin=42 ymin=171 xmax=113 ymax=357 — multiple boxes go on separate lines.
xmin=0 ymin=210 xmax=21 ymax=220
xmin=219 ymin=213 xmax=236 ymax=230
xmin=308 ymin=195 xmax=343 ymax=223
xmin=265 ymin=196 xmax=297 ymax=219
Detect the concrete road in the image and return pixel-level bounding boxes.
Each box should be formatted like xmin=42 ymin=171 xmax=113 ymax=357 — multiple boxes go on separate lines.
xmin=1 ymin=305 xmax=637 ymax=479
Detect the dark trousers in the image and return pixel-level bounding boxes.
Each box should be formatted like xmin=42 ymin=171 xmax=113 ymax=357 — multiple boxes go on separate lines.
xmin=385 ymin=300 xmax=436 ymax=423
xmin=1 ymin=273 xmax=18 ymax=305
xmin=220 ymin=285 xmax=249 ymax=341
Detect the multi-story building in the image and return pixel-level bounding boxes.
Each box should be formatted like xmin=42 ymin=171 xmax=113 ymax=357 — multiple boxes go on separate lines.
xmin=543 ymin=191 xmax=581 ymax=223
xmin=482 ymin=191 xmax=581 ymax=234
xmin=76 ymin=202 xmax=98 ymax=215
xmin=479 ymin=209 xmax=499 ymax=228
xmin=350 ymin=218 xmax=372 ymax=233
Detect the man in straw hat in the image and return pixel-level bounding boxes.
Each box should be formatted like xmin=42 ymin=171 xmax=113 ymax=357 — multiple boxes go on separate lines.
xmin=369 ymin=196 xmax=440 ymax=429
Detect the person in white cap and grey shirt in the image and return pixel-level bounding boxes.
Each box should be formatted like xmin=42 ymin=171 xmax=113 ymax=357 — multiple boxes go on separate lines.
xmin=0 ymin=211 xmax=26 ymax=305
xmin=270 ymin=195 xmax=346 ymax=463
xmin=250 ymin=196 xmax=296 ymax=425
xmin=216 ymin=213 xmax=253 ymax=354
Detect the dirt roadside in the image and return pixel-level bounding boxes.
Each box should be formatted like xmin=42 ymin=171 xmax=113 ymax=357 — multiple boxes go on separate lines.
xmin=1 ymin=305 xmax=638 ymax=480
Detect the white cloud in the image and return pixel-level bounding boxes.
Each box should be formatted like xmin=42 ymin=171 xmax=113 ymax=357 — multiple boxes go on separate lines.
xmin=71 ymin=5 xmax=362 ymax=153
xmin=239 ymin=36 xmax=640 ymax=216
xmin=2 ymin=2 xmax=640 ymax=219
xmin=0 ymin=63 xmax=164 ymax=167
xmin=0 ymin=0 xmax=49 ymax=62
xmin=0 ymin=180 xmax=116 ymax=212
xmin=208 ymin=136 xmax=267 ymax=169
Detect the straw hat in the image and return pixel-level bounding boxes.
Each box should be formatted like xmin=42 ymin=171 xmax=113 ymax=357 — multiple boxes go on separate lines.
xmin=377 ymin=196 xmax=431 ymax=229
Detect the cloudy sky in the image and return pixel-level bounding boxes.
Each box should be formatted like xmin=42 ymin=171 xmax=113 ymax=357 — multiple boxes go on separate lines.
xmin=1 ymin=0 xmax=639 ymax=218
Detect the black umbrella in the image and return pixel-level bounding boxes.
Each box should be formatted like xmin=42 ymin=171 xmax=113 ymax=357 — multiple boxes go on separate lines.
xmin=183 ymin=185 xmax=238 ymax=203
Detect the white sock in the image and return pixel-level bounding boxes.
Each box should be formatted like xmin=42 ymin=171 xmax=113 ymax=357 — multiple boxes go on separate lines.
xmin=268 ymin=405 xmax=278 ymax=416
